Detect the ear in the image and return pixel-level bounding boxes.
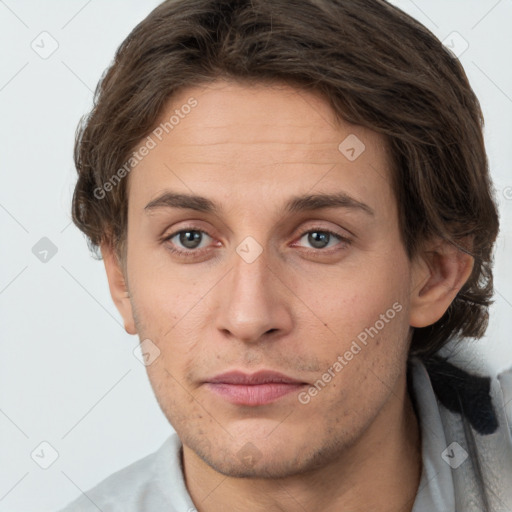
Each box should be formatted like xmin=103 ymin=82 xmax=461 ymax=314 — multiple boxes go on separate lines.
xmin=409 ymin=237 xmax=474 ymax=328
xmin=101 ymin=242 xmax=137 ymax=335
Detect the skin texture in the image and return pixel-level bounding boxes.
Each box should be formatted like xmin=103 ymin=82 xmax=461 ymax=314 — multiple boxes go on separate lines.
xmin=102 ymin=80 xmax=474 ymax=512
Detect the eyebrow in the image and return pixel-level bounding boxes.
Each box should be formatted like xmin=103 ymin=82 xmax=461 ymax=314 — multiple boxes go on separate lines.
xmin=144 ymin=190 xmax=375 ymax=216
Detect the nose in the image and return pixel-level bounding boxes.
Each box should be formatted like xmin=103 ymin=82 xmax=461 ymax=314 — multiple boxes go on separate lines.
xmin=214 ymin=245 xmax=293 ymax=344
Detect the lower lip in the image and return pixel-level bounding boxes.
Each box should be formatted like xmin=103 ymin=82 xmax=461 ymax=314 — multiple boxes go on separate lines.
xmin=205 ymin=382 xmax=305 ymax=406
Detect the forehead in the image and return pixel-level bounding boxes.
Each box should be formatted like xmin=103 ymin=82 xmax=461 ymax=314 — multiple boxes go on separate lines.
xmin=126 ymin=80 xmax=394 ymax=217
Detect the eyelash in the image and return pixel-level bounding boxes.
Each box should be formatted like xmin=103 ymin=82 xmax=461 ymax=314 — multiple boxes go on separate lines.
xmin=161 ymin=226 xmax=352 ymax=259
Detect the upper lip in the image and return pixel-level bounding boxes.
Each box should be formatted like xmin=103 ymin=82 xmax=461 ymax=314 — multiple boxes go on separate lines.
xmin=206 ymin=370 xmax=306 ymax=385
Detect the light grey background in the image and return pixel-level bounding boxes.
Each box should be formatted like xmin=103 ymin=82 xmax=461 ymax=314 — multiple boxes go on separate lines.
xmin=0 ymin=1 xmax=510 ymax=511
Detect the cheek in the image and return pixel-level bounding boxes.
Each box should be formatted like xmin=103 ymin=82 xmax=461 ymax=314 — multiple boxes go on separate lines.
xmin=308 ymin=284 xmax=410 ymax=413
xmin=127 ymin=266 xmax=210 ymax=372
xmin=128 ymin=250 xmax=195 ymax=323
xmin=297 ymin=256 xmax=409 ymax=340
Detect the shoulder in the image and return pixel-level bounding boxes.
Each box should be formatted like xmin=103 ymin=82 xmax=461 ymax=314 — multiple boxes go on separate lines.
xmin=496 ymin=364 xmax=512 ymax=440
xmin=56 ymin=434 xmax=181 ymax=512
xmin=411 ymin=355 xmax=512 ymax=508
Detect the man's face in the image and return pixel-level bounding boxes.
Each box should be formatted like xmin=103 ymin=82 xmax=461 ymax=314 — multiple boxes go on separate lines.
xmin=119 ymin=80 xmax=418 ymax=477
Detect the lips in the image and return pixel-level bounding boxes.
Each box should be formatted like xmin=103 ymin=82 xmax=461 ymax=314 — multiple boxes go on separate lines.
xmin=207 ymin=370 xmax=305 ymax=385
xmin=205 ymin=370 xmax=307 ymax=406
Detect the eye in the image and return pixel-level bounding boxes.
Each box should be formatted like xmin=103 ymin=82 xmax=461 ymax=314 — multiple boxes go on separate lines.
xmin=162 ymin=228 xmax=214 ymax=257
xmin=294 ymin=228 xmax=351 ymax=252
xmin=161 ymin=225 xmax=351 ymax=260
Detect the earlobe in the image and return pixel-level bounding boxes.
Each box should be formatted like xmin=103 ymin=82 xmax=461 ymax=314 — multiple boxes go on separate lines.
xmin=409 ymin=238 xmax=474 ymax=328
xmin=101 ymin=242 xmax=137 ymax=335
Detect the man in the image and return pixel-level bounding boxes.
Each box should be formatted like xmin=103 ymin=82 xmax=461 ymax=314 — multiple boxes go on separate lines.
xmin=59 ymin=0 xmax=512 ymax=511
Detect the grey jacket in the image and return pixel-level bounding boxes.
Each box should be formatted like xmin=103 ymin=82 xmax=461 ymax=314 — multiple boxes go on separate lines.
xmin=409 ymin=354 xmax=512 ymax=511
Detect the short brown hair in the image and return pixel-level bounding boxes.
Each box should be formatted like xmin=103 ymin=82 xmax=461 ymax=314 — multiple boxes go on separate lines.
xmin=71 ymin=0 xmax=500 ymax=359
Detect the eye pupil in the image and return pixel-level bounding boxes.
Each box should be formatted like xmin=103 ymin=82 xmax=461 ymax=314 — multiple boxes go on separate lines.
xmin=179 ymin=231 xmax=202 ymax=249
xmin=308 ymin=231 xmax=330 ymax=249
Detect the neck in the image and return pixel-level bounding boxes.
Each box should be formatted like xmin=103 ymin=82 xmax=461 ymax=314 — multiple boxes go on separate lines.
xmin=182 ymin=374 xmax=422 ymax=512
